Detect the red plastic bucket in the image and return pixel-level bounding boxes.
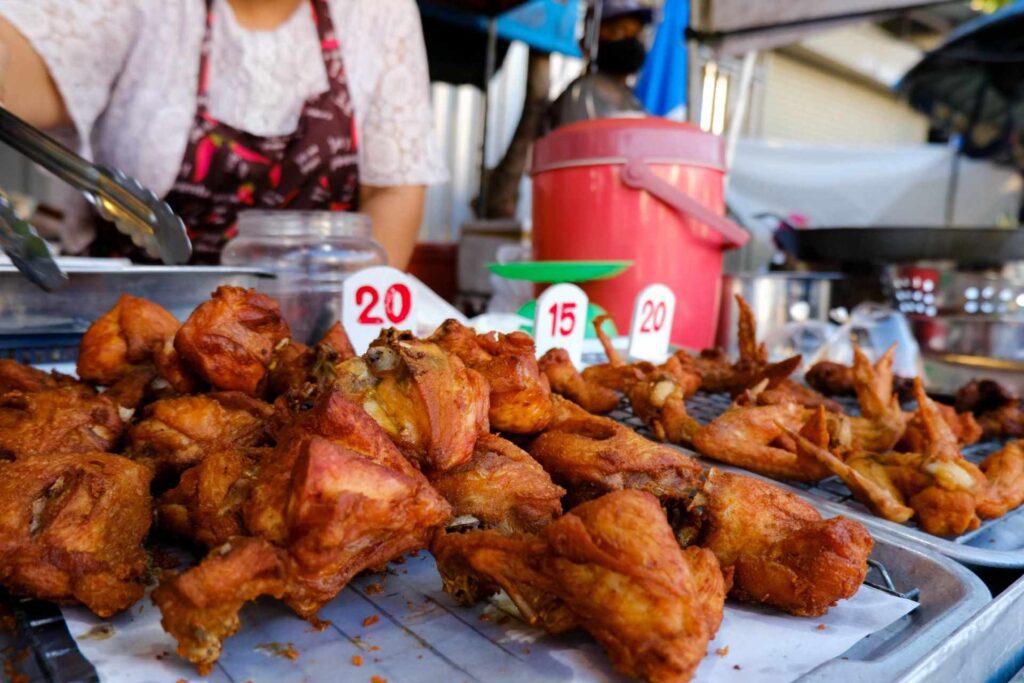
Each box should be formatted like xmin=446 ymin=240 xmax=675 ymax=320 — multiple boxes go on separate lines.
xmin=530 ymin=118 xmax=747 ymax=348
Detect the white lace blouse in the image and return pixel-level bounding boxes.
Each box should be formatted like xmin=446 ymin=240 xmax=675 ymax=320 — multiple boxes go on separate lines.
xmin=0 ymin=0 xmax=447 ymax=200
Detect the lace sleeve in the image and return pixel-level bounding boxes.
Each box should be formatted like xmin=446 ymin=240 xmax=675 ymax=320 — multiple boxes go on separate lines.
xmin=0 ymin=0 xmax=140 ymax=157
xmin=358 ymin=0 xmax=448 ymax=187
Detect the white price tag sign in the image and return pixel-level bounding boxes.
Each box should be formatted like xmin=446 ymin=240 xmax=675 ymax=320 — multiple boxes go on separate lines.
xmin=534 ymin=283 xmax=589 ymax=366
xmin=342 ymin=266 xmax=416 ymax=354
xmin=627 ymin=283 xmax=676 ymax=361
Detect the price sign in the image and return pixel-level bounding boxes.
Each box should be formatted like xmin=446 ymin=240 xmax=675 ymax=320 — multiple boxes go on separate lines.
xmin=627 ymin=283 xmax=676 ymax=361
xmin=342 ymin=266 xmax=416 ymax=354
xmin=534 ymin=283 xmax=589 ymax=366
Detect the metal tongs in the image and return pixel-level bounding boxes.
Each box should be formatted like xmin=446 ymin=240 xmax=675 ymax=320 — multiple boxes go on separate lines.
xmin=0 ymin=106 xmax=191 ymax=290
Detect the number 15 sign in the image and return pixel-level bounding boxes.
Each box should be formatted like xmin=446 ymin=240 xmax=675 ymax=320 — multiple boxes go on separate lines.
xmin=342 ymin=266 xmax=415 ymax=354
xmin=534 ymin=283 xmax=589 ymax=366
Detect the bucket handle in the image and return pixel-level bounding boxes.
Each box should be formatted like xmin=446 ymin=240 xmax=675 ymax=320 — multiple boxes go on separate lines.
xmin=620 ymin=158 xmax=749 ymax=249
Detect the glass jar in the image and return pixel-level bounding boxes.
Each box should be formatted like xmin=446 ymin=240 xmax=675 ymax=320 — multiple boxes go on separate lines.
xmin=222 ymin=211 xmax=387 ymax=343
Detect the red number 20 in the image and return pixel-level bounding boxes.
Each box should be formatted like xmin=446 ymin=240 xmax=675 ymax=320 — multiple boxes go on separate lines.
xmin=356 ymin=283 xmax=411 ymax=325
xmin=639 ymin=300 xmax=666 ymax=333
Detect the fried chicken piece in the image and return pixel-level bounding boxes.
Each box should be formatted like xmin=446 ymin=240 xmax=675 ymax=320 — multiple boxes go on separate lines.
xmin=538 ymin=348 xmax=620 ymax=415
xmin=154 ymin=337 xmax=202 ymax=394
xmin=976 ymin=403 xmax=1024 ymax=440
xmin=530 ymin=395 xmax=703 ymax=505
xmin=0 ymin=359 xmax=81 ymax=394
xmin=898 ymin=401 xmax=982 ymax=452
xmin=955 ymin=379 xmax=1024 ymax=439
xmin=319 ymin=321 xmax=355 ymax=360
xmin=431 ymin=319 xmax=553 ymax=434
xmin=977 ymin=441 xmax=1024 ymax=519
xmin=429 ymin=433 xmax=564 ymax=534
xmin=266 ymin=323 xmax=357 ymax=399
xmin=174 ymin=286 xmax=291 ymax=395
xmin=679 ymin=348 xmax=736 ymax=393
xmin=125 ymin=392 xmax=273 ymax=478
xmin=626 ymin=373 xmax=702 ymax=445
xmin=848 ymin=346 xmax=909 ymax=452
xmin=331 ymin=329 xmax=489 ymax=471
xmin=692 ymin=402 xmax=832 ymax=483
xmin=157 ymin=448 xmax=268 ymax=548
xmin=805 ymin=360 xmax=856 ymax=396
xmin=691 ymin=468 xmax=872 ymax=616
xmin=434 ymin=490 xmax=727 ymax=683
xmin=0 ymin=452 xmax=152 ymax=616
xmin=103 ymin=366 xmax=159 ymax=412
xmin=0 ymin=387 xmax=124 ymax=460
xmin=77 ymin=294 xmax=180 ymax=386
xmin=153 ymin=537 xmax=287 ymax=675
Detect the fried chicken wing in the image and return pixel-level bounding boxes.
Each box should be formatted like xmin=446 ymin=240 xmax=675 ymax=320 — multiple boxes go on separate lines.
xmin=0 ymin=452 xmax=152 ymax=616
xmin=530 ymin=395 xmax=703 ymax=504
xmin=692 ymin=402 xmax=831 ymax=483
xmin=331 ymin=329 xmax=489 ymax=471
xmin=125 ymin=392 xmax=273 ymax=478
xmin=77 ymin=294 xmax=180 ymax=386
xmin=691 ymin=469 xmax=872 ymax=616
xmin=174 ymin=286 xmax=291 ymax=395
xmin=0 ymin=359 xmax=80 ymax=394
xmin=431 ymin=319 xmax=553 ymax=433
xmin=847 ymin=346 xmax=909 ymax=452
xmin=977 ymin=441 xmax=1024 ymax=519
xmin=152 ymin=537 xmax=287 ymax=675
xmin=538 ymin=348 xmax=621 ymax=414
xmin=626 ymin=373 xmax=702 ymax=445
xmin=157 ymin=448 xmax=268 ymax=548
xmin=0 ymin=387 xmax=124 ymax=460
xmin=434 ymin=490 xmax=727 ymax=683
xmin=429 ymin=433 xmax=564 ymax=534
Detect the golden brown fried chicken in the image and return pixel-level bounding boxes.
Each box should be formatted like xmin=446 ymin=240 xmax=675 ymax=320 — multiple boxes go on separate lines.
xmin=154 ymin=337 xmax=202 ymax=394
xmin=626 ymin=373 xmax=702 ymax=445
xmin=331 ymin=329 xmax=489 ymax=471
xmin=434 ymin=489 xmax=727 ymax=683
xmin=805 ymin=360 xmax=856 ymax=396
xmin=157 ymin=448 xmax=268 ymax=548
xmin=266 ymin=322 xmax=358 ymax=399
xmin=429 ymin=433 xmax=564 ymax=534
xmin=898 ymin=401 xmax=982 ymax=452
xmin=538 ymin=348 xmax=621 ymax=415
xmin=531 ymin=396 xmax=703 ymax=505
xmin=0 ymin=387 xmax=124 ymax=460
xmin=692 ymin=402 xmax=832 ymax=483
xmin=0 ymin=452 xmax=152 ymax=616
xmin=77 ymin=294 xmax=180 ymax=386
xmin=125 ymin=392 xmax=273 ymax=478
xmin=319 ymin=321 xmax=355 ymax=360
xmin=977 ymin=441 xmax=1024 ymax=519
xmin=174 ymin=286 xmax=291 ymax=395
xmin=691 ymin=468 xmax=872 ymax=616
xmin=431 ymin=319 xmax=553 ymax=433
xmin=0 ymin=359 xmax=80 ymax=394
xmin=847 ymin=346 xmax=910 ymax=453
xmin=152 ymin=537 xmax=287 ymax=675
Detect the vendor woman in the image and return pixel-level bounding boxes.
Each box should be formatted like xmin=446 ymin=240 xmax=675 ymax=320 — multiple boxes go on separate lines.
xmin=0 ymin=0 xmax=446 ymax=268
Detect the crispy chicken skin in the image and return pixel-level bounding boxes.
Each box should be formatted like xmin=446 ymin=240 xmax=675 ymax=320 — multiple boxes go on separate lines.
xmin=174 ymin=286 xmax=291 ymax=395
xmin=530 ymin=395 xmax=703 ymax=505
xmin=266 ymin=322 xmax=357 ymax=399
xmin=0 ymin=388 xmax=124 ymax=460
xmin=538 ymin=348 xmax=621 ymax=415
xmin=977 ymin=441 xmax=1024 ymax=519
xmin=152 ymin=537 xmax=287 ymax=675
xmin=157 ymin=448 xmax=268 ymax=548
xmin=434 ymin=490 xmax=727 ymax=683
xmin=125 ymin=392 xmax=273 ymax=478
xmin=0 ymin=359 xmax=81 ymax=394
xmin=0 ymin=452 xmax=152 ymax=616
xmin=693 ymin=469 xmax=872 ymax=616
xmin=332 ymin=329 xmax=489 ymax=471
xmin=431 ymin=319 xmax=553 ymax=434
xmin=77 ymin=294 xmax=180 ymax=386
xmin=429 ymin=433 xmax=564 ymax=534
xmin=627 ymin=372 xmax=702 ymax=445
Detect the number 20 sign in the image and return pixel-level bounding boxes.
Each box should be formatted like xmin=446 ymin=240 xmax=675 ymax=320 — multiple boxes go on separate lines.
xmin=627 ymin=283 xmax=676 ymax=361
xmin=534 ymin=283 xmax=589 ymax=366
xmin=342 ymin=266 xmax=415 ymax=354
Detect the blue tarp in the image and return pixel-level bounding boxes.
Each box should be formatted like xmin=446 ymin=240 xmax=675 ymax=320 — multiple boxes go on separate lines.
xmin=419 ymin=0 xmax=582 ymax=56
xmin=635 ymin=0 xmax=688 ymax=118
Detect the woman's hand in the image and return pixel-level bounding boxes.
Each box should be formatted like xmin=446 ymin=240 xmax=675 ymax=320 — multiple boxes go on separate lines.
xmin=0 ymin=17 xmax=69 ymax=128
xmin=359 ymin=184 xmax=425 ymax=271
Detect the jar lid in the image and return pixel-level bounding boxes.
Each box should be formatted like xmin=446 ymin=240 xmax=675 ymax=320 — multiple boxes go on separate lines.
xmin=236 ymin=210 xmax=373 ymax=238
xmin=530 ymin=117 xmax=724 ymax=174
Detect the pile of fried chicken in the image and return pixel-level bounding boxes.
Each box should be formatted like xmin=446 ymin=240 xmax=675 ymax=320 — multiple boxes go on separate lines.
xmin=547 ymin=295 xmax=1024 ymax=538
xmin=0 ymin=288 xmax=877 ymax=682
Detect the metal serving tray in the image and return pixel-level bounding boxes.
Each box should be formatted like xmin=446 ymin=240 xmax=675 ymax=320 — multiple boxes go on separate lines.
xmin=1 ymin=538 xmax=990 ymax=683
xmin=611 ymin=392 xmax=1024 ymax=568
xmin=0 ymin=265 xmax=272 ymax=335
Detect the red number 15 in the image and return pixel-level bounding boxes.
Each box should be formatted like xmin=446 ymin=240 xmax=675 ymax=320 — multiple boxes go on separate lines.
xmin=548 ymin=301 xmax=577 ymax=336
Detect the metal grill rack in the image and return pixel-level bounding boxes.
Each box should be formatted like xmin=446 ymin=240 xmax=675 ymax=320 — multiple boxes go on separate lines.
xmin=610 ymin=390 xmax=1024 ymax=567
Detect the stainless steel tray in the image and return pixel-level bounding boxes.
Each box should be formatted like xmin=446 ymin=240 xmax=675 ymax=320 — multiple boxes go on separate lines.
xmin=0 ymin=265 xmax=272 ymax=335
xmin=610 ymin=392 xmax=1024 ymax=569
xmin=4 ymin=537 xmax=990 ymax=683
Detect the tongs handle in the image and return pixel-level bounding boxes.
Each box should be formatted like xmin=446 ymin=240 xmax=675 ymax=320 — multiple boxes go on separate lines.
xmin=0 ymin=107 xmax=191 ymax=264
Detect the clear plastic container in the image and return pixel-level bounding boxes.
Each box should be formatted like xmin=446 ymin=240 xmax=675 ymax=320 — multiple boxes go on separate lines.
xmin=221 ymin=211 xmax=387 ymax=343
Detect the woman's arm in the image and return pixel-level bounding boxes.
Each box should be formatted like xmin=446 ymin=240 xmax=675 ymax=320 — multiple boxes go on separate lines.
xmin=0 ymin=17 xmax=69 ymax=128
xmin=359 ymin=183 xmax=425 ymax=271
